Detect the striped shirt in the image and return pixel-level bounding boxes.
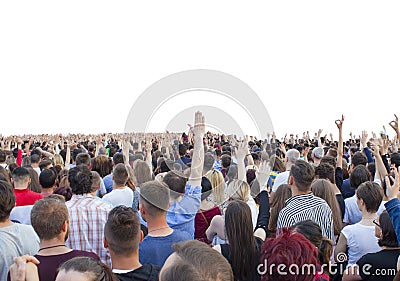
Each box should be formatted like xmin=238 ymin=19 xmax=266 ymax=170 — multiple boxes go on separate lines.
xmin=66 ymin=194 xmax=112 ymax=265
xmin=277 ymin=193 xmax=334 ymax=241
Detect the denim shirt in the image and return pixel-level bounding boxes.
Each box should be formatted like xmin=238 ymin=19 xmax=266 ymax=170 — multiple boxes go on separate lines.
xmin=385 ymin=198 xmax=400 ymax=245
xmin=139 ymin=184 xmax=201 ymax=238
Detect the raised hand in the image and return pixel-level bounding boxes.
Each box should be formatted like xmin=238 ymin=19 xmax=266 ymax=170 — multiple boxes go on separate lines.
xmin=257 ymin=160 xmax=271 ymax=190
xmin=235 ymin=138 xmax=248 ymax=161
xmin=361 ymin=130 xmax=368 ymax=148
xmin=335 ymin=115 xmax=344 ymax=130
xmin=192 ymin=111 xmax=205 ymax=139
xmin=390 ymin=114 xmax=399 ymax=133
xmin=386 ymin=167 xmax=400 ymax=200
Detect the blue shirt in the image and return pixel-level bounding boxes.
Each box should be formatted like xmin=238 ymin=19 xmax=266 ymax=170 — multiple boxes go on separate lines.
xmin=340 ymin=179 xmax=355 ymax=199
xmin=103 ymin=174 xmax=113 ymax=193
xmin=213 ymin=160 xmax=222 ymax=172
xmin=139 ymin=230 xmax=191 ymax=267
xmin=139 ymin=184 xmax=201 ymax=238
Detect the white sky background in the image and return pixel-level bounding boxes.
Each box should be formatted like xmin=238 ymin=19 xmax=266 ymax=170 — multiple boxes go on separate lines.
xmin=1 ymin=1 xmax=399 ymax=140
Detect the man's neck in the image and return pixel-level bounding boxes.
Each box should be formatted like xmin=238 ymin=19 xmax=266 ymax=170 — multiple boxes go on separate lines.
xmin=285 ymin=163 xmax=293 ymax=171
xmin=42 ymin=187 xmax=54 ymax=194
xmin=111 ymin=252 xmax=142 ymax=272
xmin=291 ymin=187 xmax=310 ymax=197
xmin=113 ymin=184 xmax=126 ymax=190
xmin=38 ymin=236 xmax=71 ymax=256
xmin=14 ymin=185 xmax=28 ymax=190
xmin=146 ymin=216 xmax=172 ymax=236
xmin=0 ymin=219 xmax=13 ymax=228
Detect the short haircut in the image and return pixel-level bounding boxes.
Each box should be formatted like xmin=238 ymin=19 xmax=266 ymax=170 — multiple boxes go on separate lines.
xmin=39 ymin=169 xmax=57 ymax=189
xmin=390 ymin=153 xmax=400 ymax=168
xmin=112 ymin=153 xmax=125 ymax=165
xmin=91 ymin=171 xmax=102 ymax=193
xmin=161 ymin=240 xmax=233 ymax=281
xmin=378 ymin=211 xmax=398 ymax=248
xmin=113 ymin=163 xmax=129 ymax=186
xmin=351 ymin=152 xmax=368 ymax=167
xmin=350 ymin=165 xmax=370 ymax=189
xmin=12 ymin=167 xmax=30 ymax=183
xmin=314 ymin=163 xmax=335 ymax=184
xmin=30 ymin=154 xmax=40 ymax=164
xmin=221 ymin=154 xmax=231 ymax=169
xmin=286 ymin=149 xmax=300 ymax=164
xmin=163 ymin=171 xmax=187 ymax=199
xmin=59 ymin=257 xmax=116 ymax=281
xmin=104 ymin=206 xmax=141 ymax=256
xmin=356 ymin=181 xmax=383 ymax=213
xmin=320 ymin=156 xmax=336 ymax=168
xmin=39 ymin=159 xmax=52 ymax=171
xmin=76 ymin=153 xmax=91 ymax=166
xmin=290 ymin=160 xmax=315 ymax=192
xmin=0 ymin=150 xmax=6 ymax=163
xmin=68 ymin=165 xmax=93 ymax=195
xmin=31 ymin=197 xmax=69 ymax=240
xmin=178 ymin=144 xmax=187 ymax=157
xmin=0 ymin=180 xmax=15 ymax=222
xmin=140 ymin=180 xmax=170 ymax=217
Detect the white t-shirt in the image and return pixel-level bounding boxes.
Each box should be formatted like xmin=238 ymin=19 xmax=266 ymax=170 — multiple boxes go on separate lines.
xmin=341 ymin=223 xmax=381 ymax=266
xmin=247 ymin=196 xmax=259 ymax=229
xmin=272 ymin=170 xmax=290 ymax=192
xmin=102 ymin=186 xmax=134 ymax=208
xmin=0 ymin=223 xmax=40 ymax=281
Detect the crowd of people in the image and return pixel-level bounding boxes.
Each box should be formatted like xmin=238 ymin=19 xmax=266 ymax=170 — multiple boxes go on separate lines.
xmin=1 ymin=112 xmax=400 ymax=281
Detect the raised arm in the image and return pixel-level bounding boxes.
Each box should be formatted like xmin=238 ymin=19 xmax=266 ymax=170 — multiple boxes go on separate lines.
xmin=188 ymin=111 xmax=205 ymax=187
xmin=235 ymin=138 xmax=248 ymax=182
xmin=336 ymin=115 xmax=344 ymax=168
xmin=390 ymin=114 xmax=400 ymax=141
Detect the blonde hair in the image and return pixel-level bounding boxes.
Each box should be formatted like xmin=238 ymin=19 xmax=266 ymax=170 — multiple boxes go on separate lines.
xmin=53 ymin=154 xmax=64 ymax=168
xmin=226 ymin=180 xmax=250 ymax=202
xmin=206 ymin=169 xmax=226 ymax=205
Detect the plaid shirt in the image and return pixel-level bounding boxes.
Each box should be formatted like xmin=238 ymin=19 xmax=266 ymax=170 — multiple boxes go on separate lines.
xmin=66 ymin=194 xmax=112 ymax=265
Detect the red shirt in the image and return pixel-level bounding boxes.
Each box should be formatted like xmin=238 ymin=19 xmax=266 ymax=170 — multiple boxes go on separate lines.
xmin=14 ymin=188 xmax=43 ymax=206
xmin=195 ymin=205 xmax=221 ymax=244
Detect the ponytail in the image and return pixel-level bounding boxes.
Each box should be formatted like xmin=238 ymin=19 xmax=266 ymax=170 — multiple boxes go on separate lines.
xmin=318 ymin=238 xmax=333 ymax=268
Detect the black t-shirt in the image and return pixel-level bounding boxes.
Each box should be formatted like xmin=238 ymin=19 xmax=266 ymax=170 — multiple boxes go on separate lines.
xmin=335 ymin=193 xmax=345 ymax=220
xmin=356 ymin=249 xmax=400 ymax=281
xmin=116 ymin=264 xmax=161 ymax=281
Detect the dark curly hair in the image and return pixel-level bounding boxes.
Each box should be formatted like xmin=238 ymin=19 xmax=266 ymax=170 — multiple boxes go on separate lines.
xmin=68 ymin=165 xmax=93 ymax=195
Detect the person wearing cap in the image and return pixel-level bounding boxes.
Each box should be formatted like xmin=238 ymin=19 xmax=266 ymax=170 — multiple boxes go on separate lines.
xmin=311 ymin=147 xmax=324 ymax=167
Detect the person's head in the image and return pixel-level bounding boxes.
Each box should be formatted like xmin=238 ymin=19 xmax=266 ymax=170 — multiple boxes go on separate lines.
xmin=25 ymin=166 xmax=42 ymax=193
xmin=112 ymin=152 xmax=125 ymax=166
xmin=39 ymin=159 xmax=53 ymax=171
xmin=320 ymin=155 xmax=336 ymax=168
xmin=207 ymin=169 xmax=226 ymax=205
xmin=76 ymin=153 xmax=91 ymax=167
xmin=0 ymin=166 xmax=10 ymax=183
xmin=163 ymin=171 xmax=187 ymax=200
xmin=178 ymin=144 xmax=187 ymax=157
xmin=356 ymin=181 xmax=383 ymax=213
xmin=201 ymin=176 xmax=212 ymax=201
xmin=260 ymin=228 xmax=319 ymax=281
xmin=11 ymin=167 xmax=31 ymax=189
xmin=68 ymin=165 xmax=93 ymax=195
xmin=225 ymin=200 xmax=258 ymax=280
xmin=30 ymin=154 xmax=40 ymax=166
xmin=91 ymin=155 xmax=112 ymax=178
xmin=390 ymin=153 xmax=400 ymax=169
xmin=269 ymin=184 xmax=292 ymax=232
xmin=160 ymin=240 xmax=234 ymax=281
xmin=289 ymin=160 xmax=315 ymax=193
xmin=0 ymin=150 xmax=6 ymax=163
xmin=314 ymin=163 xmax=335 ymax=184
xmin=292 ymin=220 xmax=333 ymax=268
xmin=139 ymin=180 xmax=170 ymax=221
xmin=104 ymin=206 xmax=142 ymax=257
xmin=53 ymin=154 xmax=64 ymax=168
xmin=311 ymin=179 xmax=343 ymax=235
xmin=0 ymin=180 xmax=15 ymax=222
xmin=112 ymin=163 xmax=129 ymax=187
xmin=350 ymin=165 xmax=371 ymax=189
xmin=285 ymin=149 xmax=300 ymax=165
xmin=350 ymin=152 xmax=368 ymax=170
xmin=21 ymin=156 xmax=31 ymax=167
xmin=31 ymin=197 xmax=69 ymax=241
xmin=203 ymin=152 xmax=215 ymax=173
xmin=311 ymin=147 xmax=324 ymax=162
xmin=375 ymin=211 xmax=398 ymax=248
xmin=269 ymin=155 xmax=285 ymax=173
xmin=132 ymin=160 xmax=152 ymax=186
xmin=91 ymin=171 xmax=101 ymax=193
xmin=53 ymin=186 xmax=73 ymax=201
xmin=39 ymin=169 xmax=57 ymax=189
xmin=221 ymin=154 xmax=231 ymax=169
xmin=226 ymin=179 xmax=250 ymax=202
xmin=56 ymin=257 xmax=117 ymax=281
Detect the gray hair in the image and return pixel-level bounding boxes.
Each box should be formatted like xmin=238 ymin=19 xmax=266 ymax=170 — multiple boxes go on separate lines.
xmin=286 ymin=149 xmax=300 ymax=164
